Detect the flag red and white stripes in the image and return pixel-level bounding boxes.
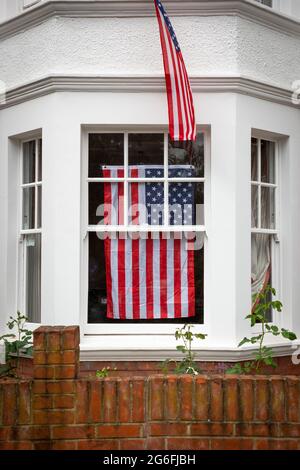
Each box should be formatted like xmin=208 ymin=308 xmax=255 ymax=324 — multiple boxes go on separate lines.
xmin=102 ymin=167 xmax=195 ymax=320
xmin=154 ymin=0 xmax=196 ymax=141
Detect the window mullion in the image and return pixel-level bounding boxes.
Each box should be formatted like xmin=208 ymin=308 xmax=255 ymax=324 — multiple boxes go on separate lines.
xmin=34 ymin=139 xmax=38 ymax=229
xmin=124 ymin=132 xmax=129 ymax=227
xmin=163 ymin=133 xmax=168 ymax=227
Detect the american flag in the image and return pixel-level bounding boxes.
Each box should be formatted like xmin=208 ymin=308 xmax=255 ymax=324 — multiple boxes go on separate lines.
xmin=102 ymin=166 xmax=195 ymax=320
xmin=154 ymin=0 xmax=196 ymax=142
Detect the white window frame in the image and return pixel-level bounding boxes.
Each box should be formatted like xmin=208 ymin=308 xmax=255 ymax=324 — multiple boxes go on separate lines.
xmin=80 ymin=126 xmax=210 ymax=336
xmin=18 ymin=137 xmax=42 ymax=326
xmin=251 ymin=133 xmax=281 ymax=326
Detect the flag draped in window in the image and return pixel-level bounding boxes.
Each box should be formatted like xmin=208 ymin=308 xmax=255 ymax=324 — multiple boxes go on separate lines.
xmin=154 ymin=0 xmax=196 ymax=141
xmin=102 ymin=166 xmax=195 ymax=320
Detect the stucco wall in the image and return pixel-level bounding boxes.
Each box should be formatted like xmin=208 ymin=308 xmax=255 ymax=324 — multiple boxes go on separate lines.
xmin=0 ymin=14 xmax=300 ymax=92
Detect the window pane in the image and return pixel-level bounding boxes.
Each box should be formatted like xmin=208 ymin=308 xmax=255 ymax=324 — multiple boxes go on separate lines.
xmin=169 ymin=182 xmax=204 ymax=226
xmin=89 ymin=183 xmax=124 ymax=226
xmin=168 ymin=133 xmax=204 ymax=178
xmin=251 ymin=185 xmax=258 ymax=228
xmin=38 ymin=139 xmax=42 ymax=182
xmin=128 ymin=134 xmax=164 ymax=174
xmin=37 ymin=186 xmax=42 ymax=228
xmin=22 ymin=187 xmax=35 ymax=229
xmin=23 ymin=141 xmax=35 ymax=184
xmin=88 ymin=232 xmax=204 ymax=324
xmin=261 ymin=140 xmax=275 ymax=184
xmin=89 ymin=134 xmax=124 ymax=177
xmin=251 ymin=233 xmax=272 ymax=322
xmin=25 ymin=233 xmax=41 ymax=323
xmin=261 ymin=187 xmax=276 ymax=229
xmin=129 ymin=182 xmax=164 ymax=226
xmin=251 ymin=138 xmax=258 ymax=181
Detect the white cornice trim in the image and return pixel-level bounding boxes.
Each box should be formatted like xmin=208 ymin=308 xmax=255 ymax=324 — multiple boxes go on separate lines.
xmin=0 ymin=75 xmax=298 ymax=110
xmin=0 ymin=1 xmax=300 ymax=41
xmin=80 ymin=342 xmax=300 ymax=362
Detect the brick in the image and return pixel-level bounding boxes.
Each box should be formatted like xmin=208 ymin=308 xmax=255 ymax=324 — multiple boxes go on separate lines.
xmin=18 ymin=382 xmax=31 ymax=425
xmin=195 ymin=377 xmax=208 ymax=421
xmin=255 ymin=439 xmax=270 ymax=450
xmin=53 ymin=395 xmax=75 ymax=409
xmin=190 ymin=423 xmax=234 ymax=437
xmin=33 ymin=410 xmax=75 ymax=425
xmin=210 ymin=378 xmax=223 ymax=421
xmin=77 ymin=439 xmax=119 ymax=450
xmin=180 ymin=376 xmax=193 ymax=420
xmin=146 ymin=437 xmax=166 ymax=450
xmin=54 ymin=365 xmax=77 ymax=380
xmin=97 ymin=424 xmax=142 ymax=439
xmin=118 ymin=379 xmax=130 ymax=422
xmin=52 ymin=425 xmax=95 ymax=439
xmin=62 ymin=326 xmax=80 ymax=351
xmin=3 ymin=383 xmax=17 ymax=425
xmin=33 ymin=380 xmax=75 ymax=394
xmin=33 ymin=396 xmax=52 ymax=410
xmin=11 ymin=426 xmax=50 ymax=441
xmin=211 ymin=438 xmax=254 ymax=450
xmin=34 ymin=352 xmax=47 ymax=365
xmin=52 ymin=441 xmax=78 ymax=450
xmin=270 ymin=378 xmax=286 ymax=422
xmin=235 ymin=423 xmax=270 ymax=437
xmin=75 ymin=380 xmax=89 ymax=423
xmin=47 ymin=330 xmax=61 ymax=352
xmin=33 ymin=327 xmax=48 ymax=351
xmin=167 ymin=438 xmax=209 ymax=450
xmin=0 ymin=427 xmax=12 ymax=441
xmin=89 ymin=381 xmax=103 ymax=423
xmin=224 ymin=377 xmax=239 ymax=421
xmin=166 ymin=376 xmax=178 ymax=420
xmin=150 ymin=423 xmax=189 ymax=437
xmin=0 ymin=441 xmax=33 ymax=450
xmin=120 ymin=439 xmax=145 ymax=450
xmin=150 ymin=377 xmax=164 ymax=421
xmin=34 ymin=441 xmax=53 ymax=450
xmin=240 ymin=378 xmax=254 ymax=421
xmin=34 ymin=366 xmax=55 ymax=380
xmin=255 ymin=378 xmax=269 ymax=421
xmin=103 ymin=379 xmax=117 ymax=423
xmin=269 ymin=439 xmax=299 ymax=450
xmin=279 ymin=424 xmax=300 ymax=437
xmin=132 ymin=380 xmax=145 ymax=422
xmin=286 ymin=378 xmax=300 ymax=422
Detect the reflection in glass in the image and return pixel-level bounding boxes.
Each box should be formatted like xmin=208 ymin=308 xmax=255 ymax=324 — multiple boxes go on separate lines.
xmin=23 ymin=141 xmax=35 ymax=184
xmin=168 ymin=133 xmax=204 ymax=178
xmin=22 ymin=187 xmax=35 ymax=230
xmin=89 ymin=134 xmax=124 ymax=177
xmin=261 ymin=187 xmax=275 ymax=229
xmin=25 ymin=234 xmax=41 ymax=323
xmin=261 ymin=140 xmax=275 ymax=184
xmin=38 ymin=139 xmax=42 ymax=182
xmin=251 ymin=138 xmax=258 ymax=181
xmin=129 ymin=134 xmax=164 ymax=172
xmin=37 ymin=186 xmax=42 ymax=228
xmin=251 ymin=185 xmax=258 ymax=228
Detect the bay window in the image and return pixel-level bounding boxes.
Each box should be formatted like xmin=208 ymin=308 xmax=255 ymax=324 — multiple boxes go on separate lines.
xmin=19 ymin=138 xmax=42 ymax=323
xmin=85 ymin=131 xmax=206 ymax=325
xmin=251 ymin=136 xmax=279 ymax=320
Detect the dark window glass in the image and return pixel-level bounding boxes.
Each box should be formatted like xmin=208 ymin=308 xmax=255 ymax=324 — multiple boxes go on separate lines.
xmin=261 ymin=140 xmax=275 ymax=184
xmin=168 ymin=133 xmax=204 ymax=178
xmin=89 ymin=134 xmax=124 ymax=177
xmin=129 ymin=134 xmax=164 ymax=174
xmin=23 ymin=141 xmax=35 ymax=184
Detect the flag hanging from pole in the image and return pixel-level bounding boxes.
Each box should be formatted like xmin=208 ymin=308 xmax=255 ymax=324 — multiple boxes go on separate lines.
xmin=154 ymin=0 xmax=196 ymax=141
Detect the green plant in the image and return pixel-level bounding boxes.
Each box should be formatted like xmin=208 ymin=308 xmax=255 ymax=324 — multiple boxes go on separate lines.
xmin=227 ymin=286 xmax=297 ymax=374
xmin=0 ymin=312 xmax=33 ymax=378
xmin=161 ymin=324 xmax=207 ymax=375
xmin=96 ymin=367 xmax=116 ymax=378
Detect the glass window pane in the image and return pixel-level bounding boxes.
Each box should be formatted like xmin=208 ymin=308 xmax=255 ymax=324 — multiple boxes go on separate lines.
xmin=129 ymin=134 xmax=164 ymax=174
xmin=169 ymin=182 xmax=204 ymax=226
xmin=261 ymin=187 xmax=276 ymax=229
xmin=88 ymin=232 xmax=204 ymax=324
xmin=22 ymin=187 xmax=35 ymax=229
xmin=89 ymin=134 xmax=124 ymax=177
xmin=251 ymin=185 xmax=258 ymax=228
xmin=25 ymin=233 xmax=41 ymax=323
xmin=251 ymin=138 xmax=258 ymax=181
xmin=23 ymin=141 xmax=35 ymax=184
xmin=261 ymin=140 xmax=275 ymax=184
xmin=89 ymin=182 xmax=124 ymax=226
xmin=251 ymin=233 xmax=272 ymax=322
xmin=38 ymin=139 xmax=42 ymax=182
xmin=168 ymin=133 xmax=204 ymax=178
xmin=129 ymin=182 xmax=164 ymax=226
xmin=37 ymin=186 xmax=42 ymax=229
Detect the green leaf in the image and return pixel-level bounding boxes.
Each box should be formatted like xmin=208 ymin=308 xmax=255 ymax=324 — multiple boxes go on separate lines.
xmin=281 ymin=329 xmax=297 ymax=341
xmin=176 ymin=345 xmax=186 ymax=353
xmin=238 ymin=337 xmax=251 ymax=347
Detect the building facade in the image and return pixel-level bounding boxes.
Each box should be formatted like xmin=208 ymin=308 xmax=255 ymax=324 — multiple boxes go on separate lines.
xmin=0 ymin=0 xmax=300 ymax=365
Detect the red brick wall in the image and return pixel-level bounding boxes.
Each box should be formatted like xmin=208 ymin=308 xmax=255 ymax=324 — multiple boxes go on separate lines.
xmin=0 ymin=326 xmax=300 ymax=450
